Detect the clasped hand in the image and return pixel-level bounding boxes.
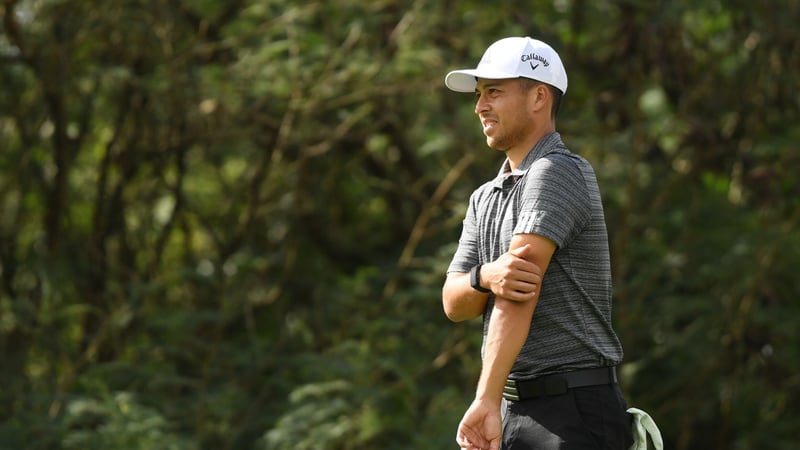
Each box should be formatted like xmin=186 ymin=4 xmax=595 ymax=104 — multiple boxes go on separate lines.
xmin=456 ymin=398 xmax=502 ymax=450
xmin=480 ymin=244 xmax=543 ymax=301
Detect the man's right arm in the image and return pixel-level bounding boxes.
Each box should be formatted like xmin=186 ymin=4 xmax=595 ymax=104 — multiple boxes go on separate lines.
xmin=442 ymin=245 xmax=543 ymax=322
xmin=442 ymin=272 xmax=489 ymax=322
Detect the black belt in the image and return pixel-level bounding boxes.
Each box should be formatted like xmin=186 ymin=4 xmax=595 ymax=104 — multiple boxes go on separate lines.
xmin=503 ymin=367 xmax=618 ymax=401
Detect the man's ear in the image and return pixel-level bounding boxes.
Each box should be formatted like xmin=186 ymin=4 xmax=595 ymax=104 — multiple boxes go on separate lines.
xmin=528 ymin=84 xmax=550 ymax=114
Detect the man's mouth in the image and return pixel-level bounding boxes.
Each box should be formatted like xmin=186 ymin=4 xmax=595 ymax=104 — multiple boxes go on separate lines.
xmin=481 ymin=119 xmax=497 ymax=134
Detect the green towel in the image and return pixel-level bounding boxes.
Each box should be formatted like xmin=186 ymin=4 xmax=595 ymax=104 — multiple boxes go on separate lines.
xmin=627 ymin=408 xmax=663 ymax=450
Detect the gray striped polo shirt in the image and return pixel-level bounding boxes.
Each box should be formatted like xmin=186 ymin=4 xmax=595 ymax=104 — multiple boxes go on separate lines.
xmin=447 ymin=132 xmax=623 ymax=379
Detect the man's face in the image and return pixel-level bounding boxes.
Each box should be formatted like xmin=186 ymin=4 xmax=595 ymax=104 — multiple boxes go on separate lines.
xmin=474 ymin=78 xmax=535 ymax=152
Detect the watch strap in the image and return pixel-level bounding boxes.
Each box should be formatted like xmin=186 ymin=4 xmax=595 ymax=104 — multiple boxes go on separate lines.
xmin=470 ymin=265 xmax=491 ymax=293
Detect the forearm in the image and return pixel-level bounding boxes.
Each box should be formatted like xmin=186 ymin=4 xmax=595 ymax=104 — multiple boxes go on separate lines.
xmin=474 ymin=297 xmax=537 ymax=402
xmin=442 ymin=272 xmax=488 ymax=322
xmin=473 ymin=234 xmax=553 ymax=402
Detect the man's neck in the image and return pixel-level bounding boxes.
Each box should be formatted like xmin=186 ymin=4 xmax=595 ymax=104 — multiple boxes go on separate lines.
xmin=505 ymin=124 xmax=556 ymax=170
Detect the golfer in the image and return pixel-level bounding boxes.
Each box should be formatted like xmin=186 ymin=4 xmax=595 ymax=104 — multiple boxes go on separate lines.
xmin=442 ymin=36 xmax=633 ymax=450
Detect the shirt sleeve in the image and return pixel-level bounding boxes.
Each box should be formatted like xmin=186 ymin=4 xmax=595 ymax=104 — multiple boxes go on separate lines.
xmin=513 ymin=154 xmax=592 ymax=249
xmin=447 ymin=192 xmax=481 ymax=274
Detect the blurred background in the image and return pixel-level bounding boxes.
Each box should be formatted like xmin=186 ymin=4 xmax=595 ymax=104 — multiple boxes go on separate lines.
xmin=1 ymin=0 xmax=798 ymax=449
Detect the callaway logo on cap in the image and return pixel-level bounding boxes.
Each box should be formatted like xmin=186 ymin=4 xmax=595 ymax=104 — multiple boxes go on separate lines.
xmin=445 ymin=36 xmax=568 ymax=94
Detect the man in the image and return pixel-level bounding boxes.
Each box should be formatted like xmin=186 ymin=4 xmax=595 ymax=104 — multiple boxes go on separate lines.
xmin=442 ymin=37 xmax=633 ymax=450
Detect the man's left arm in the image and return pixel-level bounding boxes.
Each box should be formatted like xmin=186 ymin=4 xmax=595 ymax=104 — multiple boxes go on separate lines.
xmin=456 ymin=232 xmax=556 ymax=450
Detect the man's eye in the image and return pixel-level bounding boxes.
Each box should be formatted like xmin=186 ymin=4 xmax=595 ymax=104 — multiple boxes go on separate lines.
xmin=476 ymin=88 xmax=499 ymax=98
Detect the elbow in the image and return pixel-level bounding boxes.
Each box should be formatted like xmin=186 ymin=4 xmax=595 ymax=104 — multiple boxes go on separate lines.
xmin=442 ymin=288 xmax=472 ymax=323
xmin=441 ymin=275 xmax=484 ymax=322
xmin=443 ymin=305 xmax=468 ymax=323
xmin=442 ymin=294 xmax=467 ymax=323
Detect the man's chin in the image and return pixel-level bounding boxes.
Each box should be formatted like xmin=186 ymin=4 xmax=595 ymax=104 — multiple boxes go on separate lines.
xmin=485 ymin=138 xmax=508 ymax=152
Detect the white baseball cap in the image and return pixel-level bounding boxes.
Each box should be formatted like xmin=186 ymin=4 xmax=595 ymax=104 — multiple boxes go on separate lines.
xmin=445 ymin=37 xmax=568 ymax=94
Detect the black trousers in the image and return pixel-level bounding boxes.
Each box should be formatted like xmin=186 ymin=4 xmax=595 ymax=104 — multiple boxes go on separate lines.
xmin=501 ymin=383 xmax=633 ymax=450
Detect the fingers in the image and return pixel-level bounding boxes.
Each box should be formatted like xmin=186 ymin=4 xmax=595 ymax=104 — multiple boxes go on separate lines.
xmin=510 ymin=266 xmax=542 ymax=286
xmin=509 ymin=243 xmax=530 ymax=256
xmin=490 ymin=266 xmax=541 ymax=301
xmin=457 ymin=434 xmax=480 ymax=450
xmin=457 ymin=436 xmax=496 ymax=450
xmin=491 ymin=280 xmax=539 ymax=302
xmin=457 ymin=425 xmax=489 ymax=450
xmin=510 ymin=243 xmax=541 ymax=263
xmin=484 ymin=258 xmax=542 ymax=287
xmin=512 ymin=258 xmax=543 ymax=280
xmin=505 ymin=249 xmax=543 ymax=279
xmin=499 ymin=284 xmax=538 ymax=301
xmin=456 ymin=400 xmax=503 ymax=450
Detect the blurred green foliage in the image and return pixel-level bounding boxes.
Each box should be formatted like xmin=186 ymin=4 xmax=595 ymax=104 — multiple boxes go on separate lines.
xmin=1 ymin=0 xmax=798 ymax=449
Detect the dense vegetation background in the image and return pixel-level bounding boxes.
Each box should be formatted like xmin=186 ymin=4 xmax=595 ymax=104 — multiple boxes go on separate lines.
xmin=1 ymin=0 xmax=798 ymax=449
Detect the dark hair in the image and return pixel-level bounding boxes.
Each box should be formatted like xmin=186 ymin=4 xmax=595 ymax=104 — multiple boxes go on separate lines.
xmin=518 ymin=78 xmax=563 ymax=119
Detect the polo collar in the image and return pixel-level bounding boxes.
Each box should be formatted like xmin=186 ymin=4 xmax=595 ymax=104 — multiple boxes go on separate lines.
xmin=492 ymin=131 xmax=565 ymax=190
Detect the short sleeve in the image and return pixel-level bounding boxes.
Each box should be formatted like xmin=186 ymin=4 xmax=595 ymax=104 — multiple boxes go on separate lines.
xmin=513 ymin=155 xmax=591 ymax=248
xmin=447 ymin=192 xmax=481 ymax=274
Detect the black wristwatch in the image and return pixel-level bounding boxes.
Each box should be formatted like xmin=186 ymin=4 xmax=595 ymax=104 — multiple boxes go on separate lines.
xmin=470 ymin=265 xmax=491 ymax=293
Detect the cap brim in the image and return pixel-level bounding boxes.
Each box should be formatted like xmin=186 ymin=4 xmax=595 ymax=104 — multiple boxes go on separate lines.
xmin=445 ymin=67 xmax=519 ymax=92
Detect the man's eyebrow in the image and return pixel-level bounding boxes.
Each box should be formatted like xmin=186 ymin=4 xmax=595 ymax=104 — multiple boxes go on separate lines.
xmin=476 ymin=81 xmax=503 ymax=92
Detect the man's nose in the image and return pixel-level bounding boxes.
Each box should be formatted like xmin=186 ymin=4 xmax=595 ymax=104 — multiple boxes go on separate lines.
xmin=475 ymin=95 xmax=489 ymax=115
